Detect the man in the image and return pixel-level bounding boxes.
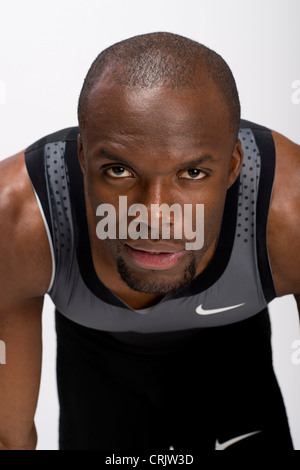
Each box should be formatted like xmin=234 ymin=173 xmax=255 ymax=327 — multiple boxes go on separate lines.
xmin=0 ymin=32 xmax=299 ymax=451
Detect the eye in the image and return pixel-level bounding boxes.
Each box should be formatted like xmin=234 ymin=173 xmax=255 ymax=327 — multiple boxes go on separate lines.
xmin=179 ymin=169 xmax=207 ymax=180
xmin=104 ymin=166 xmax=133 ymax=178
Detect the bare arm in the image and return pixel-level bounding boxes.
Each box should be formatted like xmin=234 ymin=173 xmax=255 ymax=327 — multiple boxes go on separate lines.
xmin=0 ymin=151 xmax=52 ymax=450
xmin=0 ymin=300 xmax=43 ymax=450
xmin=268 ymin=130 xmax=300 ymax=298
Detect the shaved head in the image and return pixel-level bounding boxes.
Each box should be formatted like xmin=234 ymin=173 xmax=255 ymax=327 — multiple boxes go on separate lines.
xmin=77 ymin=32 xmax=241 ymax=144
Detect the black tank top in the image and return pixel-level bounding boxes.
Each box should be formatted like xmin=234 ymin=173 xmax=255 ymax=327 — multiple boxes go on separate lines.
xmin=25 ymin=119 xmax=276 ymax=334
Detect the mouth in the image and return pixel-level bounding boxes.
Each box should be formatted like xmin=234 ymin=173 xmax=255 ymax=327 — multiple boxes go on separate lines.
xmin=124 ymin=243 xmax=185 ymax=270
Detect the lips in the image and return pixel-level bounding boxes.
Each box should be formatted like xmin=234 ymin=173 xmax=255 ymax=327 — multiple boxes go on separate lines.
xmin=125 ymin=243 xmax=185 ymax=270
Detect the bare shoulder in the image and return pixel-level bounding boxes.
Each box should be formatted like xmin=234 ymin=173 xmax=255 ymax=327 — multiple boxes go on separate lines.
xmin=0 ymin=151 xmax=52 ymax=306
xmin=267 ymin=129 xmax=300 ymax=296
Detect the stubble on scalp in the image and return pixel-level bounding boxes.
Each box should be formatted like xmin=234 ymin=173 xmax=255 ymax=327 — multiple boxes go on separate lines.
xmin=78 ymin=32 xmax=241 ymax=144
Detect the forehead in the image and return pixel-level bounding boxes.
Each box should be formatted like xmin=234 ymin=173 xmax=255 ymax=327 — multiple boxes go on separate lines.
xmin=82 ymin=75 xmax=233 ymax=156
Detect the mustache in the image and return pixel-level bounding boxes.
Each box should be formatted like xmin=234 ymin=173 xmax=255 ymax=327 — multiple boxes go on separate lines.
xmin=113 ymin=225 xmax=196 ymax=248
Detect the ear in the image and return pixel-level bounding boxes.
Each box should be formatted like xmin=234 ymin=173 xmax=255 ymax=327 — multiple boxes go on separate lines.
xmin=77 ymin=133 xmax=86 ymax=174
xmin=227 ymin=139 xmax=244 ymax=189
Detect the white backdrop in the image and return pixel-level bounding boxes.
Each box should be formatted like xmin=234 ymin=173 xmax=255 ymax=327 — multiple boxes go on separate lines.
xmin=0 ymin=0 xmax=299 ymax=451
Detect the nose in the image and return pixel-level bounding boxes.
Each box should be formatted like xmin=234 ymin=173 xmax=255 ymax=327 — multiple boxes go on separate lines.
xmin=141 ymin=179 xmax=175 ymax=222
xmin=132 ymin=179 xmax=182 ymax=241
xmin=141 ymin=179 xmax=165 ymax=205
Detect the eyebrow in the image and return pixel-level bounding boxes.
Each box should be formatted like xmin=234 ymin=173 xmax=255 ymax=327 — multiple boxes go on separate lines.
xmin=97 ymin=149 xmax=217 ymax=169
xmin=179 ymin=154 xmax=217 ymax=168
xmin=97 ymin=149 xmax=135 ymax=168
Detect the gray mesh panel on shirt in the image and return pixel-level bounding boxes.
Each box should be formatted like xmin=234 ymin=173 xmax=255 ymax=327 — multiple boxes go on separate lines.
xmin=236 ymin=128 xmax=261 ymax=244
xmin=45 ymin=142 xmax=75 ymax=293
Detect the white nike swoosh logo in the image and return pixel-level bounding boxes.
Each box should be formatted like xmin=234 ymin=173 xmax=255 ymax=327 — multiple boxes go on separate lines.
xmin=215 ymin=431 xmax=261 ymax=450
xmin=196 ymin=303 xmax=245 ymax=315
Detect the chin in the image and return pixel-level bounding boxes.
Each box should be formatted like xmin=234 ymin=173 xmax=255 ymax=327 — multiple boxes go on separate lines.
xmin=116 ymin=254 xmax=197 ymax=295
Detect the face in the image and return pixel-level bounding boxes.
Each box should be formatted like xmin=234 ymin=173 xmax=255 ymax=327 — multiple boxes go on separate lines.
xmin=78 ymin=74 xmax=243 ymax=295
